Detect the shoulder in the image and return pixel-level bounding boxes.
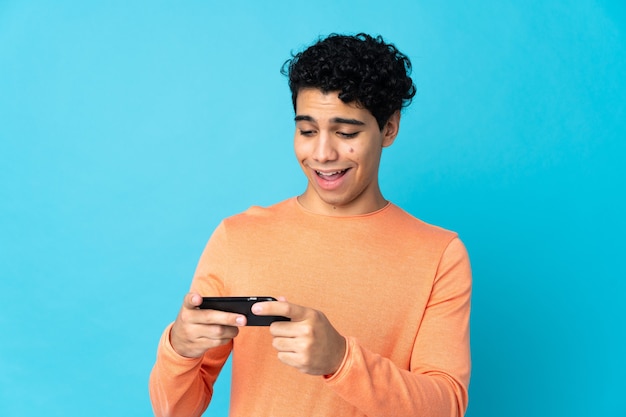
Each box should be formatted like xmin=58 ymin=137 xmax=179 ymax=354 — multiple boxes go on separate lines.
xmin=221 ymin=198 xmax=296 ymax=229
xmin=385 ymin=203 xmax=458 ymax=243
xmin=384 ymin=204 xmax=471 ymax=274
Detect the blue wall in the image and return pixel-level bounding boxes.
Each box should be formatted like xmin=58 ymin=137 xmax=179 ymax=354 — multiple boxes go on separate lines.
xmin=1 ymin=1 xmax=624 ymax=416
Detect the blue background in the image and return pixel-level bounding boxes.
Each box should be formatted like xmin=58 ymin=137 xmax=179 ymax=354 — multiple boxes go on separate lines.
xmin=1 ymin=1 xmax=624 ymax=416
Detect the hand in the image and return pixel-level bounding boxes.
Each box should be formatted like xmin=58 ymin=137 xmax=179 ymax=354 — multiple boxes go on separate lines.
xmin=170 ymin=293 xmax=246 ymax=358
xmin=252 ymin=298 xmax=346 ymax=376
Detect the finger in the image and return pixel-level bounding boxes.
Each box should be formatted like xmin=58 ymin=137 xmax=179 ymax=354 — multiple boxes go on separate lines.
xmin=271 ymin=333 xmax=304 ymax=352
xmin=198 ymin=322 xmax=241 ymax=341
xmin=276 ymin=351 xmax=303 ymax=370
xmin=183 ymin=292 xmax=203 ymax=309
xmin=171 ymin=320 xmax=239 ymax=357
xmin=196 ymin=309 xmax=247 ymax=327
xmin=251 ymin=300 xmax=308 ymax=321
xmin=180 ymin=294 xmax=246 ymax=327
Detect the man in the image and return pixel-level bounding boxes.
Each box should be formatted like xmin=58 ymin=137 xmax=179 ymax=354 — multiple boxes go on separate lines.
xmin=150 ymin=33 xmax=471 ymax=417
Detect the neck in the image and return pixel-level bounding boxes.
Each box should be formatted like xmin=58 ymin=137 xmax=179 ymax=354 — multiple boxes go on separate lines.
xmin=297 ymin=187 xmax=388 ymax=216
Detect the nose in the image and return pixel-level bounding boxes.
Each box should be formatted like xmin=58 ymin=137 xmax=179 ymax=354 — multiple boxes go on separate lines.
xmin=312 ymin=132 xmax=338 ymax=162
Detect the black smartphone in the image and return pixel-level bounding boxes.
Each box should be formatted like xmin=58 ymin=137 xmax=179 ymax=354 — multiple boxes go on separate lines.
xmin=199 ymin=296 xmax=290 ymax=326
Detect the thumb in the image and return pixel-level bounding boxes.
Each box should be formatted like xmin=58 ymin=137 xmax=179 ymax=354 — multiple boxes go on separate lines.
xmin=184 ymin=292 xmax=203 ymax=309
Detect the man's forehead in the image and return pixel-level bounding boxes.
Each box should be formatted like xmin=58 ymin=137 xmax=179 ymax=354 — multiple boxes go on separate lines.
xmin=294 ymin=88 xmax=372 ymax=121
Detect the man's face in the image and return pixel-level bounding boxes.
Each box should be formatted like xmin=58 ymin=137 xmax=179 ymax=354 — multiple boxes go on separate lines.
xmin=293 ymin=88 xmax=399 ymax=216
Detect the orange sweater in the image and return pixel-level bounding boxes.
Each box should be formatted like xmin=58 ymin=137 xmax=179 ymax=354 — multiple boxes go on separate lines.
xmin=150 ymin=198 xmax=471 ymax=417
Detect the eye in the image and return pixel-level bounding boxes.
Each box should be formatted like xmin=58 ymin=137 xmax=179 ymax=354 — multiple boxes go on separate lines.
xmin=298 ymin=129 xmax=316 ymax=137
xmin=337 ymin=131 xmax=359 ymax=139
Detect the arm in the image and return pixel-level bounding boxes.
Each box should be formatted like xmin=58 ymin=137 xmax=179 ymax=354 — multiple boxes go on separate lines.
xmin=149 ymin=292 xmax=247 ymax=417
xmin=255 ymin=237 xmax=471 ymax=417
xmin=325 ymin=237 xmax=472 ymax=417
xmin=149 ymin=322 xmax=232 ymax=417
xmin=149 ymin=224 xmax=243 ymax=417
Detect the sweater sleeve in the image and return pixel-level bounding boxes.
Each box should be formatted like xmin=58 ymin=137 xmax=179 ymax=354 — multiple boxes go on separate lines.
xmin=149 ymin=324 xmax=232 ymax=417
xmin=324 ymin=237 xmax=472 ymax=417
xmin=149 ymin=222 xmax=234 ymax=417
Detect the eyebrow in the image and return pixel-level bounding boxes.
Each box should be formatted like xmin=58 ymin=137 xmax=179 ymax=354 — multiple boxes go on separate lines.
xmin=294 ymin=115 xmax=365 ymax=126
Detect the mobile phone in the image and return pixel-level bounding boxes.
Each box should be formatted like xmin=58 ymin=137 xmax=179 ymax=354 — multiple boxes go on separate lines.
xmin=199 ymin=296 xmax=290 ymax=326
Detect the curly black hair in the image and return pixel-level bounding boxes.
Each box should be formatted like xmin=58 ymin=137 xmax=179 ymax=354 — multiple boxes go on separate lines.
xmin=281 ymin=33 xmax=416 ymax=130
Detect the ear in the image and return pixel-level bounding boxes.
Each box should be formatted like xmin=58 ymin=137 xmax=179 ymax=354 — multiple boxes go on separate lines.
xmin=382 ymin=111 xmax=400 ymax=148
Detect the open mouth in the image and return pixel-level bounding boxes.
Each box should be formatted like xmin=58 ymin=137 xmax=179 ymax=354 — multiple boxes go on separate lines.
xmin=315 ymin=169 xmax=349 ymax=180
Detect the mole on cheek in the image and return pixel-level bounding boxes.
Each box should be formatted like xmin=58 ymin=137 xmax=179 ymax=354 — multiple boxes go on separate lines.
xmin=349 ymin=148 xmax=354 ymax=153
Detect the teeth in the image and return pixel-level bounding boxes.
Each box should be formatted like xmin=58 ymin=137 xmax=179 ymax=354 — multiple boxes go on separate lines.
xmin=317 ymin=170 xmax=344 ymax=177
